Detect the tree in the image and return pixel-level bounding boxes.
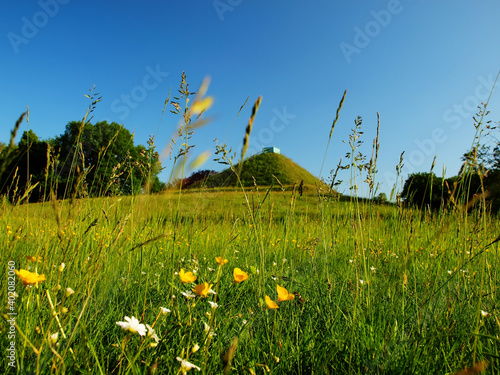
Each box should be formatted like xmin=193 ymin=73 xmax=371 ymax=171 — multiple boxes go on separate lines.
xmin=52 ymin=120 xmax=162 ymax=198
xmin=460 ymin=143 xmax=500 ymax=211
xmin=374 ymin=192 xmax=387 ymax=204
xmin=0 ymin=130 xmax=49 ymax=202
xmin=401 ymin=172 xmax=447 ymax=209
xmin=401 ymin=170 xmax=487 ymax=211
xmin=181 ymin=170 xmax=216 ymax=188
xmin=0 ymin=121 xmax=164 ymax=203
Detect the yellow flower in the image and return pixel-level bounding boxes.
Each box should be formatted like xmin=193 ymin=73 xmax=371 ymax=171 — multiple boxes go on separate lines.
xmin=233 ymin=268 xmax=248 ymax=284
xmin=189 ymin=150 xmax=211 ymax=170
xmin=191 ymin=96 xmax=214 ymax=115
xmin=276 ymin=284 xmax=295 ymax=302
xmin=265 ymin=295 xmax=279 ymax=309
xmin=193 ymin=282 xmax=213 ymax=298
xmin=190 ymin=77 xmax=213 ymax=116
xmin=215 ymin=256 xmax=228 ymax=266
xmin=179 ymin=269 xmax=197 ymax=283
xmin=26 ymin=256 xmax=43 ymax=263
xmin=15 ymin=269 xmax=46 ymax=286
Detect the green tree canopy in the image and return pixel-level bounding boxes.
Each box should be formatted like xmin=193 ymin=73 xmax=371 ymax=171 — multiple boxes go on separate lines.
xmin=0 ymin=129 xmax=49 ymax=202
xmin=401 ymin=172 xmax=447 ymax=209
xmin=53 ymin=120 xmax=163 ymax=197
xmin=0 ymin=121 xmax=164 ymax=203
xmin=401 ymin=171 xmax=485 ymax=211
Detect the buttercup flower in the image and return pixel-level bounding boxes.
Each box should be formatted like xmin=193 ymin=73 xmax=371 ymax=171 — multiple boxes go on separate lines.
xmin=179 ymin=269 xmax=197 ymax=283
xmin=65 ymin=287 xmax=75 ymax=297
xmin=265 ymin=295 xmax=279 ymax=309
xmin=58 ymin=263 xmax=66 ymax=272
xmin=116 ymin=316 xmax=147 ymax=336
xmin=15 ymin=269 xmax=46 ymax=286
xmin=176 ymin=357 xmax=201 ymax=374
xmin=216 ymin=256 xmax=228 ymax=266
xmin=481 ymin=310 xmax=490 ymax=317
xmin=208 ymin=301 xmax=218 ymax=309
xmin=233 ymin=268 xmax=248 ymax=284
xmin=277 ymin=284 xmax=295 ymax=302
xmin=193 ymin=282 xmax=214 ymax=298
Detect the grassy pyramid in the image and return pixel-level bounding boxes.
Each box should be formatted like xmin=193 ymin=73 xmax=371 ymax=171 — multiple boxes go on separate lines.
xmin=203 ymin=152 xmax=321 ymax=188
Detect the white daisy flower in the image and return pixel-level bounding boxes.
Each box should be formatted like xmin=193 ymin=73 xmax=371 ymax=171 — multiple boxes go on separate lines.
xmin=49 ymin=332 xmax=58 ymax=345
xmin=146 ymin=324 xmax=160 ymax=345
xmin=176 ymin=357 xmax=201 ymax=374
xmin=116 ymin=316 xmax=147 ymax=336
xmin=160 ymin=307 xmax=171 ymax=315
xmin=181 ymin=291 xmax=196 ymax=299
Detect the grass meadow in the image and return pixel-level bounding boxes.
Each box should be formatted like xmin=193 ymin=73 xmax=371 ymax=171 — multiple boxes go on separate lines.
xmin=2 ymin=187 xmax=500 ymax=374
xmin=2 ymin=83 xmax=500 ymax=374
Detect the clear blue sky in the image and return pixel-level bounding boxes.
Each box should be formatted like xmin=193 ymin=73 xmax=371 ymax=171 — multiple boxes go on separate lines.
xmin=2 ymin=1 xmax=500 ymax=198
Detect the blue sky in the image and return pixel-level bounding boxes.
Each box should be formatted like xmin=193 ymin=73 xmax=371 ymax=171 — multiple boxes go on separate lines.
xmin=2 ymin=1 xmax=500 ymax=198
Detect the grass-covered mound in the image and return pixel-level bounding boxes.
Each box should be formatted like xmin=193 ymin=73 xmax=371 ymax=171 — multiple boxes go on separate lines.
xmin=202 ymin=152 xmax=321 ymax=188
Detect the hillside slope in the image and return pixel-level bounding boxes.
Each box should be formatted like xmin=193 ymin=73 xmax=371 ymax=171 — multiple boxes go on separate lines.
xmin=201 ymin=152 xmax=321 ymax=188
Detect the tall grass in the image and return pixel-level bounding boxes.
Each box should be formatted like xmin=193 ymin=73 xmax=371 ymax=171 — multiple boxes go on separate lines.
xmin=1 ymin=75 xmax=499 ymax=374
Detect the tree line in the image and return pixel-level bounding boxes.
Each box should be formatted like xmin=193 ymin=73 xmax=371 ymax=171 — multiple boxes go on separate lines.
xmin=400 ymin=99 xmax=500 ymax=212
xmin=0 ymin=119 xmax=165 ymax=203
xmin=401 ymin=149 xmax=500 ymax=212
